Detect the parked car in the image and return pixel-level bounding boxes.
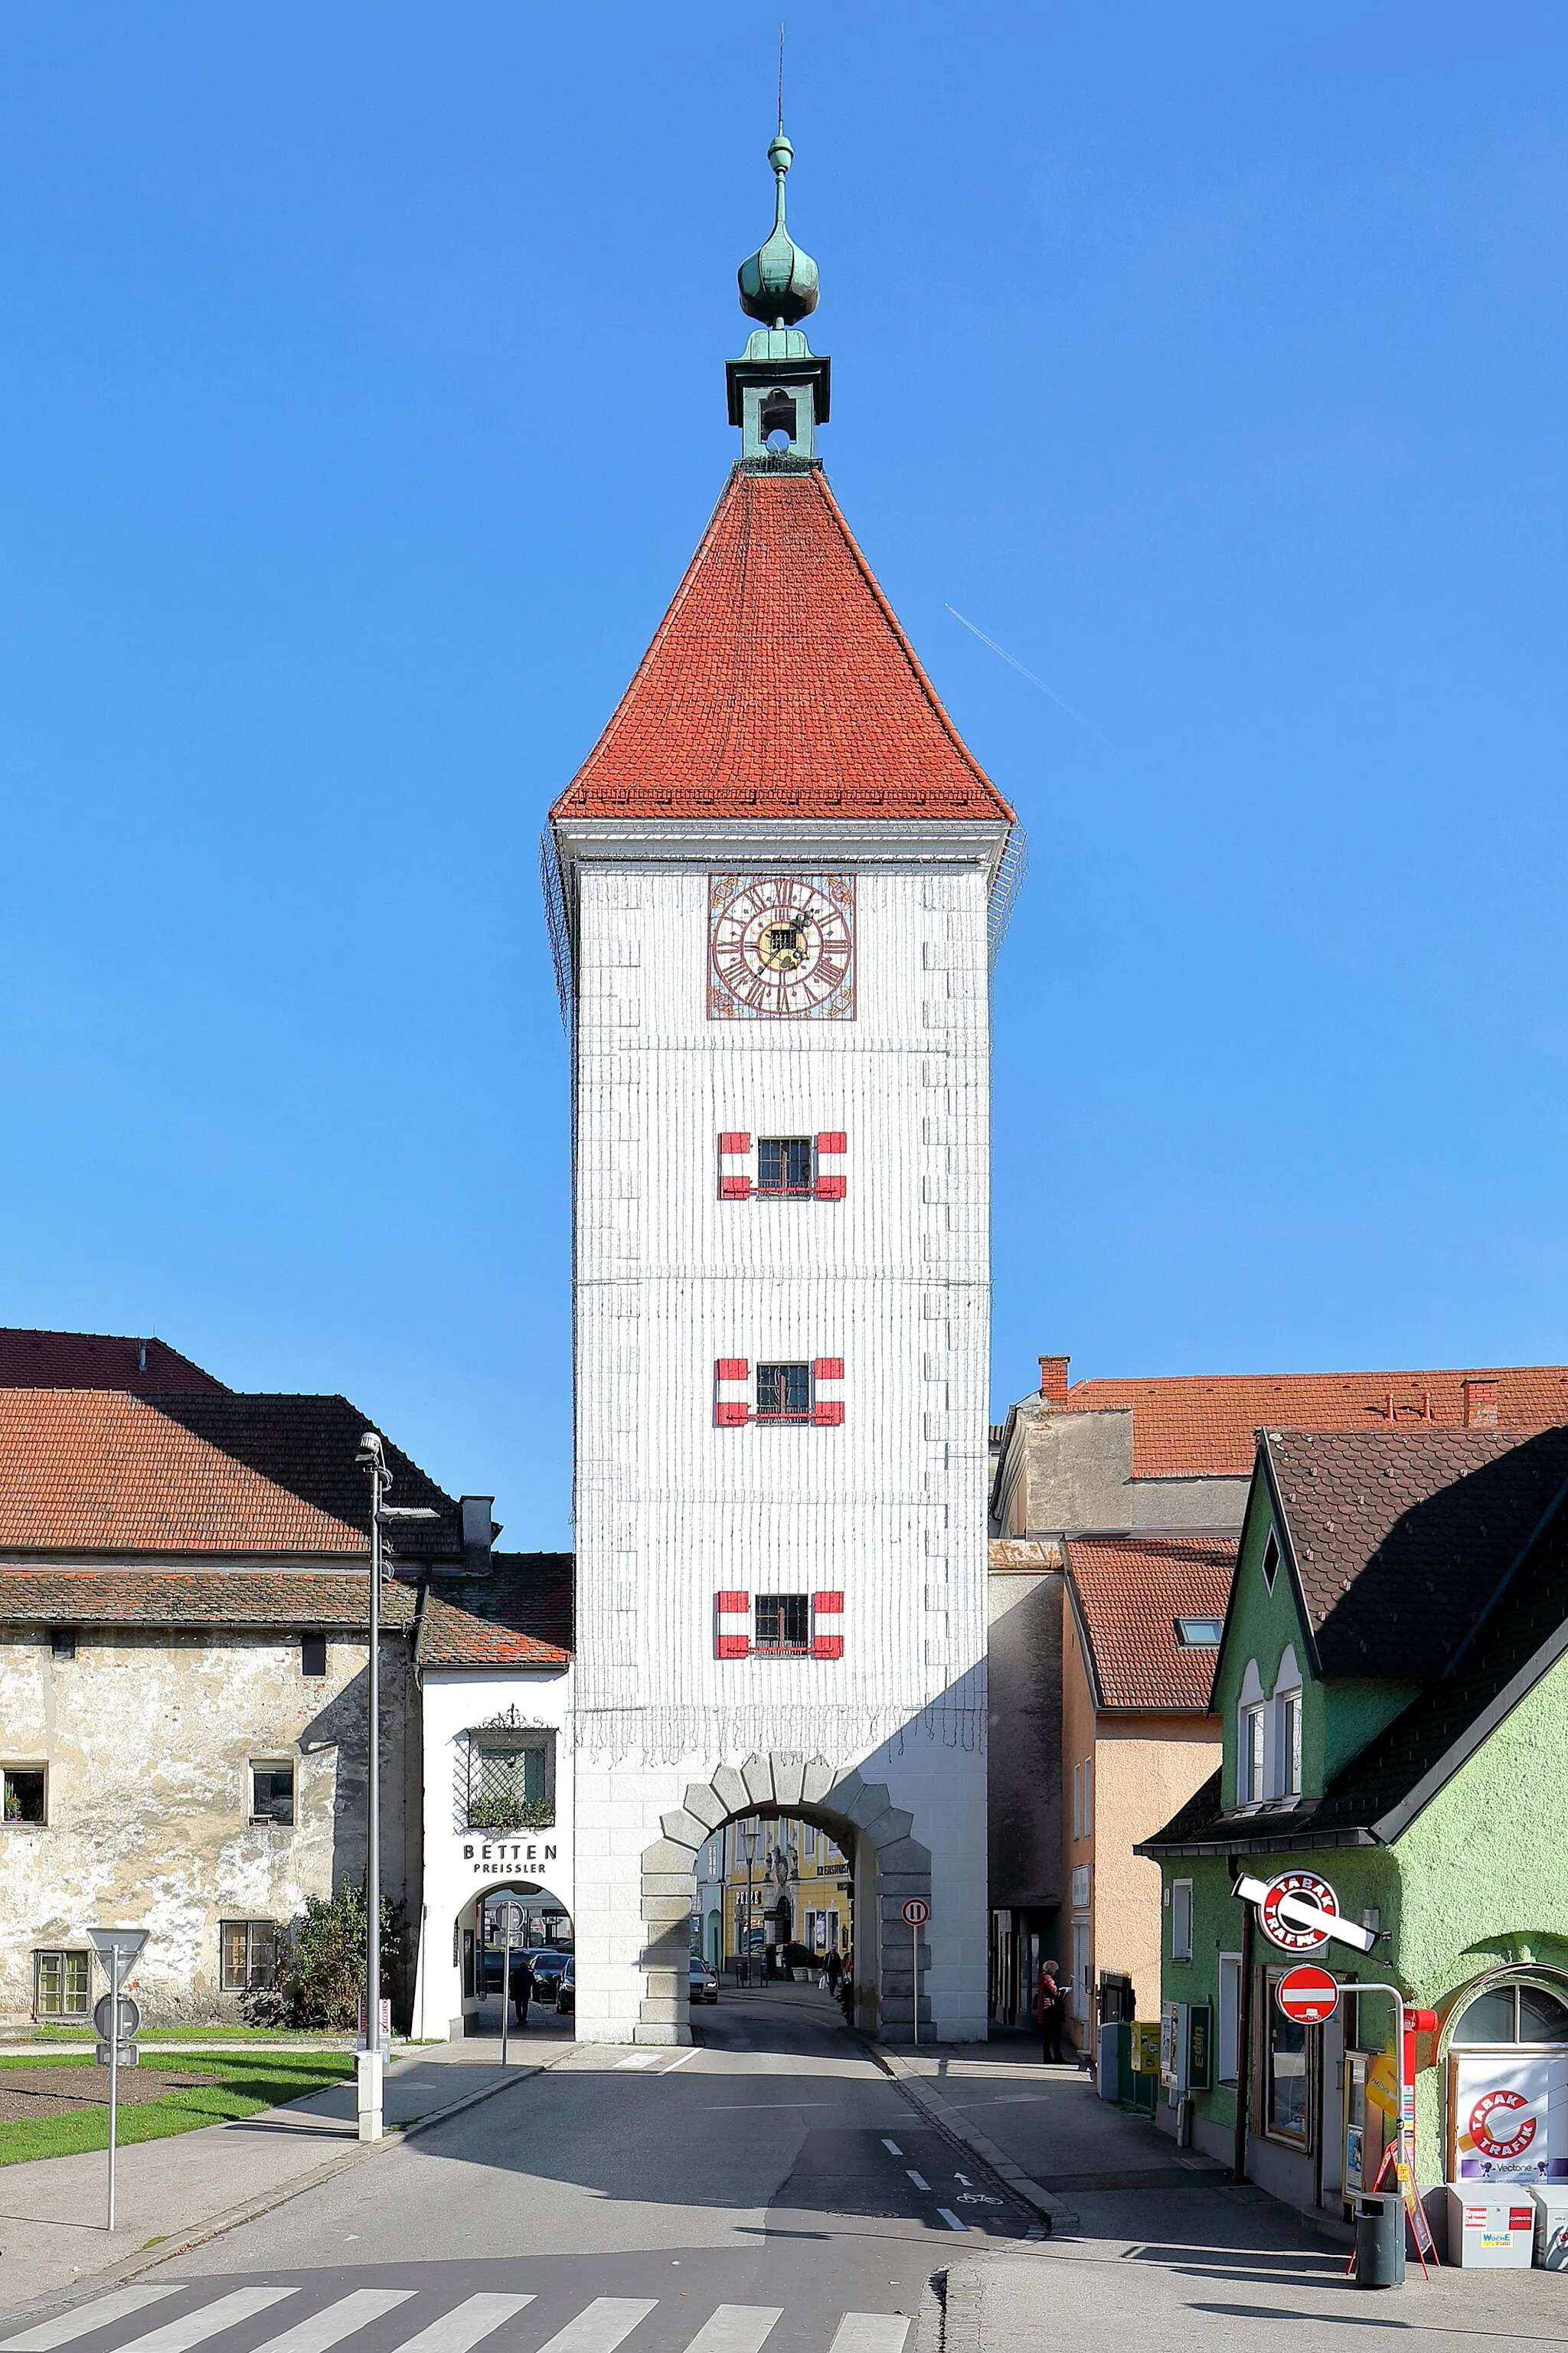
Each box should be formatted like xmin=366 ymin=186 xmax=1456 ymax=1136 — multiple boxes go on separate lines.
xmin=555 ymin=1957 xmax=575 ymax=2015
xmin=688 ymin=1957 xmax=720 ymax=2005
xmin=525 ymin=1947 xmax=572 ymax=1994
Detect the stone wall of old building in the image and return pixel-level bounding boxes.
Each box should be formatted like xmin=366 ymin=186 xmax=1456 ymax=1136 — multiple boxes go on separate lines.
xmin=0 ymin=1623 xmax=417 ymax=2025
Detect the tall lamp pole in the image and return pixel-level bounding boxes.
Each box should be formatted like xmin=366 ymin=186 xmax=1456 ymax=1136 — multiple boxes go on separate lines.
xmin=356 ymin=1432 xmax=437 ymax=2144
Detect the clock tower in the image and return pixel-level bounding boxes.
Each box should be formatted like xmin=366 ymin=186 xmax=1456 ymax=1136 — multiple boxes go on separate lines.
xmin=546 ymin=125 xmax=1018 ymax=2044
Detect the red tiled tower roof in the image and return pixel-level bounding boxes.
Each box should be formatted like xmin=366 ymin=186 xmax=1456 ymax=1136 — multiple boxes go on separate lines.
xmin=550 ymin=467 xmax=1013 ymax=823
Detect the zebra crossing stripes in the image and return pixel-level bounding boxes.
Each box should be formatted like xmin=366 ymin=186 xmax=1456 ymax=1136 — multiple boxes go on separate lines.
xmin=0 ymin=2289 xmax=185 ymax=2352
xmin=88 ymin=2289 xmax=298 ymax=2353
xmin=678 ymin=2309 xmax=781 ymax=2353
xmin=528 ymin=2304 xmax=656 ymax=2353
xmin=245 ymin=2293 xmax=414 ymax=2353
xmin=827 ymin=2322 xmax=910 ymax=2353
xmin=383 ymin=2298 xmax=536 ymax=2353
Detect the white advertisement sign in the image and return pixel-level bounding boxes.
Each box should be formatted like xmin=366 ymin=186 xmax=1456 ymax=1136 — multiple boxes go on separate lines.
xmin=1453 ymin=2054 xmax=1568 ymax=2182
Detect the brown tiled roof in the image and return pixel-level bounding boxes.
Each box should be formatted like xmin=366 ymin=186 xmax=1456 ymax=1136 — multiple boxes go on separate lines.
xmin=416 ymin=1554 xmax=573 ymax=1668
xmin=1066 ymin=1535 xmax=1234 ymax=1711
xmin=0 ymin=1390 xmax=458 ymax=1557
xmin=550 ymin=468 xmax=1013 ymax=824
xmin=1045 ymin=1364 xmax=1568 ymax=1478
xmin=1266 ymin=1423 xmax=1568 ymax=1678
xmin=0 ymin=1568 xmax=413 ymax=1628
xmin=0 ymin=1329 xmax=227 ymax=1394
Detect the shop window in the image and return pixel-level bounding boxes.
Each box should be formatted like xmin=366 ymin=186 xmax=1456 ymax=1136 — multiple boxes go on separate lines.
xmin=220 ymin=1920 xmax=281 ymax=1992
xmin=34 ymin=1949 xmax=90 ymax=2018
xmin=1171 ymin=1880 xmax=1194 ymax=1962
xmin=1217 ymin=1953 xmax=1242 ymax=2083
xmin=2 ymin=1766 xmax=46 ymax=1824
xmin=1452 ymin=1980 xmax=1568 ymax=2044
xmin=1266 ymin=1970 xmax=1311 ymax=2144
xmin=249 ymin=1762 xmax=296 ymax=1825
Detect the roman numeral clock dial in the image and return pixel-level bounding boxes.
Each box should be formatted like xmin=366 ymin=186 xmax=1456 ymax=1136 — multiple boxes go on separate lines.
xmin=707 ymin=873 xmax=856 ymax=1021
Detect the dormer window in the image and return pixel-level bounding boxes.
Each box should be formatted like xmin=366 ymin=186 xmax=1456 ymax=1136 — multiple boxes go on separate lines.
xmin=1174 ymin=1616 xmax=1223 ymax=1647
xmin=1241 ymin=1704 xmax=1266 ymax=1803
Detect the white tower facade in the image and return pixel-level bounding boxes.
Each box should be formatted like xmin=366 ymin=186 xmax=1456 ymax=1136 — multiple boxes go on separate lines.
xmin=546 ymin=149 xmax=1017 ymax=2045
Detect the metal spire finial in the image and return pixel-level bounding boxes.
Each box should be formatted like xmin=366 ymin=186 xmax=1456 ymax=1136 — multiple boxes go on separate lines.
xmin=737 ymin=34 xmax=818 ymax=331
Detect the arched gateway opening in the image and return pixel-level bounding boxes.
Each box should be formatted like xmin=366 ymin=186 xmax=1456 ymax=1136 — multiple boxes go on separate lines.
xmin=638 ymin=1752 xmax=932 ymax=2046
xmin=453 ymin=1879 xmax=573 ymax=2036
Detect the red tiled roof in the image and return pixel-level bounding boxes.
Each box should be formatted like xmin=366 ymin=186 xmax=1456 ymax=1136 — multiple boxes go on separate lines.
xmin=1066 ymin=1534 xmax=1236 ymax=1711
xmin=0 ymin=1329 xmax=226 ymax=1394
xmin=416 ymin=1554 xmax=574 ymax=1668
xmin=1048 ymin=1366 xmax=1568 ymax=1479
xmin=0 ymin=1390 xmax=456 ymax=1557
xmin=550 ymin=468 xmax=1014 ymax=823
xmin=0 ymin=1569 xmax=412 ymax=1628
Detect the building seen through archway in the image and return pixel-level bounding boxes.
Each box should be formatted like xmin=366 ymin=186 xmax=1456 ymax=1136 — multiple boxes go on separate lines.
xmin=693 ymin=1813 xmax=851 ymax=1974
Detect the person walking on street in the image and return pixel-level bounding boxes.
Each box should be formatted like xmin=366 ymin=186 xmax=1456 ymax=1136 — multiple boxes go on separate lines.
xmin=824 ymin=1948 xmax=843 ymax=1996
xmin=1035 ymin=1958 xmax=1067 ymax=2064
xmin=509 ymin=1949 xmax=535 ymax=2028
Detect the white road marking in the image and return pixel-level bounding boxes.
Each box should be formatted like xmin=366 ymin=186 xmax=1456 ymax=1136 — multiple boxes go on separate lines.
xmin=678 ymin=2307 xmax=782 ymax=2353
xmin=905 ymin=2170 xmax=930 ymax=2191
xmin=0 ymin=2288 xmax=185 ymax=2351
xmin=613 ymin=2054 xmax=662 ymax=2070
xmin=531 ymin=2299 xmax=658 ymax=2353
xmin=828 ymin=2321 xmax=911 ymax=2353
xmin=954 ymin=2172 xmax=972 ymax=2185
xmin=247 ymin=2292 xmax=415 ymax=2353
xmin=387 ymin=2296 xmax=537 ymax=2353
xmin=936 ymin=2208 xmax=969 ymax=2232
xmin=880 ymin=2139 xmax=903 ymax=2155
xmin=74 ymin=2289 xmax=298 ymax=2353
xmin=660 ymin=2048 xmax=701 ymax=2072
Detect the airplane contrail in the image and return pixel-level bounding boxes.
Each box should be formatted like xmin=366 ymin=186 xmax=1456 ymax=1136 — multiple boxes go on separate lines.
xmin=945 ymin=603 xmax=1136 ymax=766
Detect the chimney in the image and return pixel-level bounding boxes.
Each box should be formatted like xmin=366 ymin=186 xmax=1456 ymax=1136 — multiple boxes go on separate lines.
xmin=1037 ymin=1355 xmax=1070 ymax=1403
xmin=459 ymin=1495 xmax=498 ymax=1564
xmin=1462 ymin=1377 xmax=1499 ymax=1430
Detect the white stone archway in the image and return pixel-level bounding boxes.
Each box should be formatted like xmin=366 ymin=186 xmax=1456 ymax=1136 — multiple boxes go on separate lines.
xmin=638 ymin=1751 xmax=933 ymax=2046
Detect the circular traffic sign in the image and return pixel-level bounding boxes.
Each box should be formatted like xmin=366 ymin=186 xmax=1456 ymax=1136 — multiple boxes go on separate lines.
xmin=1276 ymin=1964 xmax=1339 ymax=2024
xmin=92 ymin=1992 xmax=141 ymax=2042
xmin=901 ymin=1899 xmax=930 ymax=1927
xmin=1257 ymin=1869 xmax=1339 ymax=1953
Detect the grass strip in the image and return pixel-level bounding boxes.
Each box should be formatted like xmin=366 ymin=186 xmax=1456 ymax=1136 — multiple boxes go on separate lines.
xmin=27 ymin=2026 xmax=354 ymax=2044
xmin=0 ymin=2049 xmax=356 ymax=2167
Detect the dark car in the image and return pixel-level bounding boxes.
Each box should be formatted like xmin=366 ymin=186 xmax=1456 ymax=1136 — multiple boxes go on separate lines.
xmin=526 ymin=1947 xmax=572 ymax=1993
xmin=688 ymin=1956 xmax=719 ymax=2005
xmin=555 ymin=1956 xmax=575 ymax=2015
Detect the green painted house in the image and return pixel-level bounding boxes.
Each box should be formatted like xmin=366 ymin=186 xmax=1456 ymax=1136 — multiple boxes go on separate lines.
xmin=1138 ymin=1420 xmax=1568 ymax=2233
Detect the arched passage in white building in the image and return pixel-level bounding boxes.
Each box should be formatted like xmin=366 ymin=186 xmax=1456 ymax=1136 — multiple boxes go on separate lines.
xmin=640 ymin=1751 xmax=933 ymax=2045
xmin=450 ymin=1877 xmax=574 ymax=2035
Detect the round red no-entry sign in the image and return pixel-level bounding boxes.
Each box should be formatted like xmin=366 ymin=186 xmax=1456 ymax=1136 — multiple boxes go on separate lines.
xmin=1276 ymin=1964 xmax=1339 ymax=2024
xmin=901 ymin=1899 xmax=930 ymax=1927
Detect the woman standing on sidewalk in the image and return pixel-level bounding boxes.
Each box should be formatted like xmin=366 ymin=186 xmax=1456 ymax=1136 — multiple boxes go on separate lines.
xmin=1034 ymin=1959 xmax=1067 ymax=2064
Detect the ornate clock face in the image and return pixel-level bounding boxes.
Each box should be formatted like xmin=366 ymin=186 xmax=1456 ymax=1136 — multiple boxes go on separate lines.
xmin=707 ymin=873 xmax=856 ymax=1021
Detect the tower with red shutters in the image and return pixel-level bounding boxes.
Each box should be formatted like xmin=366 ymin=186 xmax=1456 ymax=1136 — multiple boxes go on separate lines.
xmin=545 ymin=126 xmax=1018 ymax=2044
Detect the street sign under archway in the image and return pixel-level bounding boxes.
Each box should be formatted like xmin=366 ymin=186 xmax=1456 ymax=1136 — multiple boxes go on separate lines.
xmin=1276 ymin=1964 xmax=1339 ymax=2024
xmin=901 ymin=1899 xmax=930 ymax=1927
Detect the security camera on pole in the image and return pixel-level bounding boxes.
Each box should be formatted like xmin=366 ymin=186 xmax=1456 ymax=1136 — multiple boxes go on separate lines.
xmin=355 ymin=1431 xmax=437 ymax=2143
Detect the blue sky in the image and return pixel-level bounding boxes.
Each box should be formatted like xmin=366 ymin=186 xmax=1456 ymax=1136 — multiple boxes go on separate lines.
xmin=3 ymin=5 xmax=1566 ymax=1545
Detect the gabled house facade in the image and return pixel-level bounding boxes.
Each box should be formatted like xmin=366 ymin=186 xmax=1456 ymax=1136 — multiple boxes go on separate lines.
xmin=1139 ymin=1423 xmax=1568 ymax=2235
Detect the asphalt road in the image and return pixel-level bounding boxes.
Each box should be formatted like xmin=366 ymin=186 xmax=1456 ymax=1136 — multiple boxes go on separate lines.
xmin=6 ymin=1990 xmax=1031 ymax=2353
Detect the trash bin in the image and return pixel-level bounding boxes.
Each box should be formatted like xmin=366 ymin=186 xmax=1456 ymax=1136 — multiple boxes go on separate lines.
xmin=1530 ymin=2186 xmax=1568 ymax=2270
xmin=1354 ymin=2191 xmax=1406 ymax=2288
xmin=1446 ymin=2186 xmax=1536 ymax=2267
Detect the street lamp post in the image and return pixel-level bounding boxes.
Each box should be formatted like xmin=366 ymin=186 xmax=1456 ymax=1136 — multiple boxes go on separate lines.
xmin=356 ymin=1431 xmax=437 ymax=2144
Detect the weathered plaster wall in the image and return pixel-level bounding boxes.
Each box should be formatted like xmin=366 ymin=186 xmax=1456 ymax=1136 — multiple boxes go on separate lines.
xmin=987 ymin=1569 xmax=1062 ymax=1912
xmin=0 ymin=1625 xmax=415 ymax=2023
xmin=1001 ymin=1404 xmax=1248 ymax=1538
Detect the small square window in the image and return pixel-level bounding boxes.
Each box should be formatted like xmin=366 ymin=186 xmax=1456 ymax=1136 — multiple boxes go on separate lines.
xmin=755 ymin=1595 xmax=811 ymax=1652
xmin=220 ymin=1920 xmax=282 ymax=1992
xmin=49 ymin=1629 xmax=77 ymax=1662
xmin=301 ymin=1633 xmax=328 ymax=1679
xmin=3 ymin=1767 xmax=46 ymax=1824
xmin=757 ymin=1138 xmax=815 ymax=1193
xmin=250 ymin=1763 xmax=295 ymax=1825
xmin=756 ymin=1363 xmax=812 ymax=1419
xmin=34 ymin=1949 xmax=90 ymax=2018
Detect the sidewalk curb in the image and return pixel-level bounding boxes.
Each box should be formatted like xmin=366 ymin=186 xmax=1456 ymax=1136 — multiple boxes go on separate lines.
xmin=0 ymin=2044 xmax=576 ymax=2335
xmin=869 ymin=2046 xmax=1080 ymax=2237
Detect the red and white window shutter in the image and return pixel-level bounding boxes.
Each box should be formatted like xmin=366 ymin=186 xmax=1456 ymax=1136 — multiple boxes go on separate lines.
xmin=812 ymin=1590 xmax=844 ymax=1659
xmin=717 ymin=1133 xmax=752 ymax=1200
xmin=714 ymin=1359 xmax=750 ymax=1425
xmin=714 ymin=1589 xmax=750 ymax=1658
xmin=814 ymin=1132 xmax=847 ymax=1200
xmin=811 ymin=1358 xmax=844 ymax=1425
xmin=714 ymin=1129 xmax=848 ymax=1201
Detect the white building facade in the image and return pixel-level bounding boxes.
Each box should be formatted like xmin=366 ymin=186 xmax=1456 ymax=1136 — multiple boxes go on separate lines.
xmin=546 ymin=144 xmax=1018 ymax=2044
